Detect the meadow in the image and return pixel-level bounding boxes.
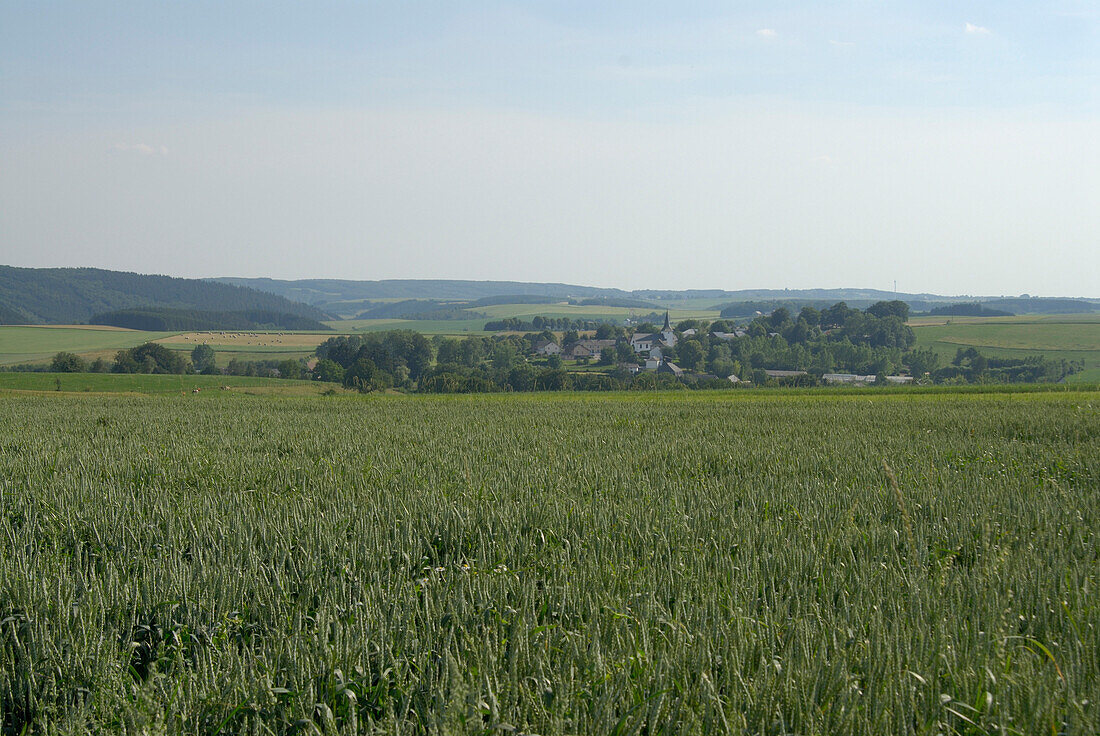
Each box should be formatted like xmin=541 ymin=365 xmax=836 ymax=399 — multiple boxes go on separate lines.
xmin=0 ymin=326 xmax=178 ymax=366
xmin=0 ymin=390 xmax=1096 ymax=734
xmin=910 ymin=314 xmax=1100 ymax=382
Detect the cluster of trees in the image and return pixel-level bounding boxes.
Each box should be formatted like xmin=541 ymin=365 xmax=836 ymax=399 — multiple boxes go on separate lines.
xmin=484 ymin=316 xmax=611 ymax=332
xmin=933 ymin=348 xmax=1079 ymax=384
xmin=926 ymin=303 xmax=1013 ymax=317
xmin=46 ymin=342 xmax=310 ymax=379
xmin=313 ymin=331 xmax=434 ymax=391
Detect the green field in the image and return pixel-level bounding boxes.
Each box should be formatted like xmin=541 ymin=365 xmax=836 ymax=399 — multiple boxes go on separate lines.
xmin=475 ymin=303 xmax=719 ymax=321
xmin=331 ymin=303 xmax=722 ymax=336
xmin=1 ymin=390 xmax=1096 ymax=733
xmin=332 ymin=317 xmax=494 ymax=335
xmin=157 ymin=346 xmax=320 ymax=368
xmin=0 ymin=372 xmax=327 ymax=395
xmin=0 ymin=326 xmax=178 ymax=365
xmin=911 ymin=314 xmax=1100 ymax=382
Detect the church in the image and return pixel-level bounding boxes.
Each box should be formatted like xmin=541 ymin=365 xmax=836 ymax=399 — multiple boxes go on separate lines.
xmin=630 ymin=311 xmax=678 ymax=355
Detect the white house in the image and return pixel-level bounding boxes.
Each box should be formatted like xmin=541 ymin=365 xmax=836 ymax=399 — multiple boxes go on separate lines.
xmin=534 ymin=340 xmax=561 ymax=356
xmin=630 ymin=333 xmax=655 ymax=353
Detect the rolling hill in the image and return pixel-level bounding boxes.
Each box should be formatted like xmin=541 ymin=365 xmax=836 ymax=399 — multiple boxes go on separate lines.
xmin=215 ymin=277 xmax=1098 ymax=317
xmin=0 ymin=266 xmax=331 ymax=325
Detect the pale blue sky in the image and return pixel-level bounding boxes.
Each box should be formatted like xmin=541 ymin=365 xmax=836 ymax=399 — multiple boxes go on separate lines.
xmin=2 ymin=2 xmax=1098 ymax=295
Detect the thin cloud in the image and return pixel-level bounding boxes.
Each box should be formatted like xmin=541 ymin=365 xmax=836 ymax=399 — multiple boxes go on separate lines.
xmin=829 ymin=40 xmax=855 ymax=47
xmin=593 ymin=63 xmax=707 ymax=82
xmin=113 ymin=143 xmax=168 ymax=156
xmin=965 ymin=22 xmax=991 ymax=35
xmin=755 ymin=28 xmax=777 ymax=39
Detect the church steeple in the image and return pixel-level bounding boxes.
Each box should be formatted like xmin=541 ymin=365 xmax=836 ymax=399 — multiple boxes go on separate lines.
xmin=662 ymin=311 xmax=671 ymax=331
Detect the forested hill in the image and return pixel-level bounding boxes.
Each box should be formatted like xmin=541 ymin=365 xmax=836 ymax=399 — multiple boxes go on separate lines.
xmin=212 ymin=278 xmax=628 ymax=303
xmin=0 ymin=266 xmax=331 ymax=325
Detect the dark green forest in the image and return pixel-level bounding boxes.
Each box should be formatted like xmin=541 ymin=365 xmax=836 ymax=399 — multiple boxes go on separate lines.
xmin=0 ymin=266 xmax=330 ymax=325
xmin=925 ymin=302 xmax=1014 ymax=317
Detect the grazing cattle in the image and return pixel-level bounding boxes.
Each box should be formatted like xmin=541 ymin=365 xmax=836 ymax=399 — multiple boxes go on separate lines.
xmin=192 ymin=388 xmax=201 ymax=393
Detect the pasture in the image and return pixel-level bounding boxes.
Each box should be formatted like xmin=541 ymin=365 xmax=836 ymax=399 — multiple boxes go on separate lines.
xmin=154 ymin=332 xmax=334 ymax=367
xmin=910 ymin=313 xmax=1100 ymax=382
xmin=0 ymin=390 xmax=1096 ymax=733
xmin=0 ymin=326 xmax=178 ymax=366
xmin=0 ymin=326 xmax=332 ymax=369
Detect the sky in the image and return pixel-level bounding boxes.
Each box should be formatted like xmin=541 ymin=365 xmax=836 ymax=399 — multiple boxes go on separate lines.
xmin=1 ymin=1 xmax=1098 ymax=296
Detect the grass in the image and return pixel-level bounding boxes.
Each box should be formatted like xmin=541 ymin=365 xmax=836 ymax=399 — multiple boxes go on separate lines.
xmin=0 ymin=389 xmax=1096 ymax=733
xmin=0 ymin=326 xmax=328 ymax=369
xmin=156 ymin=347 xmax=320 ymax=368
xmin=330 ymin=304 xmax=722 ymax=336
xmin=0 ymin=372 xmax=329 ymax=395
xmin=154 ymin=331 xmax=334 ymax=348
xmin=332 ymin=317 xmax=494 ymax=335
xmin=475 ymin=303 xmax=720 ymax=321
xmin=0 ymin=326 xmax=178 ymax=365
xmin=911 ymin=313 xmax=1100 ymax=381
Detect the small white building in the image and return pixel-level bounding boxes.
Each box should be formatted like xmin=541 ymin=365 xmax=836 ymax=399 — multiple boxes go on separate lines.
xmin=630 ymin=334 xmax=654 ymax=353
xmin=823 ymin=373 xmax=876 ymax=385
xmin=534 ymin=340 xmax=561 ymax=356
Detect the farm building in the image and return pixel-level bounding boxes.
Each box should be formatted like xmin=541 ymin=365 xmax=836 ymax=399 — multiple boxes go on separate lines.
xmin=563 ymin=339 xmax=616 ymax=360
xmin=656 ymin=360 xmax=684 ymax=377
xmin=711 ymin=330 xmax=747 ymax=341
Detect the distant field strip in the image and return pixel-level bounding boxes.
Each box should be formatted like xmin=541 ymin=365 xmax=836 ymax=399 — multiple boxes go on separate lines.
xmin=155 ymin=331 xmax=334 ymax=348
xmin=0 ymin=325 xmax=178 ymax=365
xmin=476 ymin=303 xmax=720 ymax=320
xmin=332 ymin=317 xmax=492 ymax=334
xmin=333 ymin=304 xmax=721 ymax=335
xmin=154 ymin=332 xmax=334 ymax=362
xmin=0 ymin=372 xmax=330 ymax=395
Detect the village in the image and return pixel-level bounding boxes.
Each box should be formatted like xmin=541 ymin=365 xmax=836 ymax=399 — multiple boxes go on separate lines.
xmin=529 ymin=311 xmax=914 ymax=386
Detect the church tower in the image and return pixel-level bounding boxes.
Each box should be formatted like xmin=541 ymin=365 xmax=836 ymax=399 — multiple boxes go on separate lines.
xmin=662 ymin=311 xmax=671 ymax=331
